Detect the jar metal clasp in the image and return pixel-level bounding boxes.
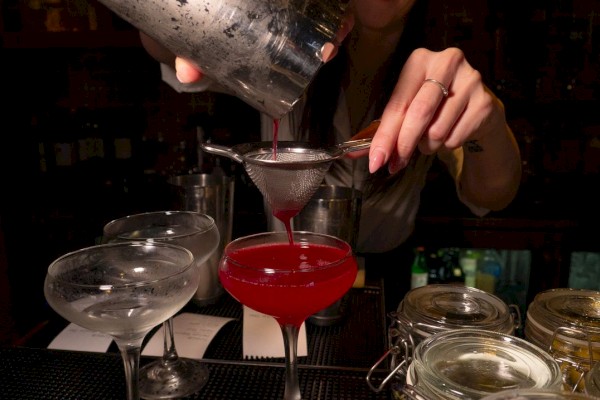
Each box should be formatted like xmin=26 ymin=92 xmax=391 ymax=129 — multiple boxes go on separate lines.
xmin=366 ymin=312 xmax=414 ymax=393
xmin=366 ymin=343 xmax=408 ymax=393
xmin=549 ymin=326 xmax=595 ymax=393
xmin=509 ymin=303 xmax=522 ymax=331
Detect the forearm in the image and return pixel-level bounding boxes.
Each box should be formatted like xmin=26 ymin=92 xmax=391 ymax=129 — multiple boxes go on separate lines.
xmin=459 ymin=110 xmax=522 ymax=211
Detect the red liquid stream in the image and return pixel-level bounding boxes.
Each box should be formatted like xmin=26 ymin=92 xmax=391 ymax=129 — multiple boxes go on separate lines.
xmin=219 ymin=242 xmax=357 ymax=327
xmin=272 ymin=118 xmax=279 ymax=160
xmin=272 ymin=118 xmax=296 ymax=244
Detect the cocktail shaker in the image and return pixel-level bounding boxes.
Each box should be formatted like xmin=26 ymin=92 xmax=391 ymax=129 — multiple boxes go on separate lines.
xmin=97 ymin=0 xmax=348 ymax=119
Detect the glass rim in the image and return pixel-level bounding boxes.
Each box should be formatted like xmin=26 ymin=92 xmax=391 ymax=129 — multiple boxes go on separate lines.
xmin=102 ymin=210 xmax=216 ymax=240
xmin=399 ymin=284 xmax=514 ymax=332
xmin=528 ymin=288 xmax=600 ymax=329
xmin=47 ymin=241 xmax=195 ymax=289
xmin=222 ymin=230 xmax=353 ymax=272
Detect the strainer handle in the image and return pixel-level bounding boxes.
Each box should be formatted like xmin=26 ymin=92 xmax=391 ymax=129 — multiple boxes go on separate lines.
xmin=200 ymin=142 xmax=244 ymax=163
xmin=336 ymin=138 xmax=372 ymax=154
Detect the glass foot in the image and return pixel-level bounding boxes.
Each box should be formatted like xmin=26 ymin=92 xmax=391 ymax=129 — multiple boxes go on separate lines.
xmin=139 ymin=358 xmax=209 ymax=399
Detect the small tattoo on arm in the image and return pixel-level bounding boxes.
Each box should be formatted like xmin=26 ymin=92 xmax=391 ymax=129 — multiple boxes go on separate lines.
xmin=465 ymin=140 xmax=483 ymax=153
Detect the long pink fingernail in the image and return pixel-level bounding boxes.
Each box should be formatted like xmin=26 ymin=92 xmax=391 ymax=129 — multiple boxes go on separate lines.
xmin=369 ymin=149 xmax=385 ymax=173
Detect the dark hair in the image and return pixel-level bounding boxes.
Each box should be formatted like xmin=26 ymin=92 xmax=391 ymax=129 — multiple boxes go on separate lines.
xmin=299 ymin=0 xmax=430 ymax=193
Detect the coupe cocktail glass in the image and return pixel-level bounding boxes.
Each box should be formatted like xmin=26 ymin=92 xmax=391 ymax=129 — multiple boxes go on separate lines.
xmin=44 ymin=242 xmax=197 ymax=400
xmin=102 ymin=211 xmax=219 ymax=399
xmin=218 ymin=231 xmax=357 ymax=400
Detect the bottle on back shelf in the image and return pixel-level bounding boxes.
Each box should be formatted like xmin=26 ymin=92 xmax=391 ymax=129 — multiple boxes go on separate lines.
xmin=411 ymin=246 xmax=429 ymax=290
xmin=427 ymin=249 xmax=443 ymax=284
xmin=476 ymin=249 xmax=503 ymax=294
xmin=440 ymin=247 xmax=464 ymax=285
xmin=460 ymin=248 xmax=481 ymax=288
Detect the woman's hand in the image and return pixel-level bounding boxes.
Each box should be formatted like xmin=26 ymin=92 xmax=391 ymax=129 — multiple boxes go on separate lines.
xmin=366 ymin=47 xmax=521 ymax=210
xmin=365 ymin=47 xmax=508 ymax=172
xmin=173 ymin=58 xmax=204 ymax=83
xmin=139 ymin=32 xmax=204 ymax=84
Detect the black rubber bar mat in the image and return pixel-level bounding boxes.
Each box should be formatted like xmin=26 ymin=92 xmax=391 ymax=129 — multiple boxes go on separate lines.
xmin=185 ymin=285 xmax=388 ymax=368
xmin=0 ymin=347 xmax=391 ymax=399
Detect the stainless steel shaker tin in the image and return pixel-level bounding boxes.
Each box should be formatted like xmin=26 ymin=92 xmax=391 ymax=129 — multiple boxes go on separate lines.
xmin=97 ymin=0 xmax=348 ymax=118
xmin=167 ymin=173 xmax=235 ymax=306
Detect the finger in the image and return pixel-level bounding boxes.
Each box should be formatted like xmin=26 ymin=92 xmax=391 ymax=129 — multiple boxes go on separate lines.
xmin=175 ymin=57 xmax=204 ymax=83
xmin=387 ymin=74 xmax=452 ymax=171
xmin=368 ymin=57 xmax=427 ymax=173
xmin=321 ymin=12 xmax=355 ymax=62
xmin=368 ymin=115 xmax=405 ymax=173
xmin=425 ymin=69 xmax=487 ymax=151
xmin=442 ymin=84 xmax=495 ymax=150
xmin=417 ymin=81 xmax=464 ymax=154
xmin=370 ymin=48 xmax=464 ymax=173
xmin=391 ymin=50 xmax=471 ymax=168
xmin=401 ymin=77 xmax=451 ymax=154
xmin=338 ymin=11 xmax=355 ymax=43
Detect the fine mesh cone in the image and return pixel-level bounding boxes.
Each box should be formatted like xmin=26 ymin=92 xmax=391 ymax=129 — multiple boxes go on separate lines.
xmin=201 ymin=139 xmax=370 ymax=217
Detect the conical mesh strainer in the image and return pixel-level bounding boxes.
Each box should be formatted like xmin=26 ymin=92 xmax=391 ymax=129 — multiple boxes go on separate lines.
xmin=201 ymin=139 xmax=371 ymax=217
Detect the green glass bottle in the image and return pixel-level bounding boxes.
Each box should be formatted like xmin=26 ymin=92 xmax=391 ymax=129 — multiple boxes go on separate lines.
xmin=411 ymin=246 xmax=429 ymax=290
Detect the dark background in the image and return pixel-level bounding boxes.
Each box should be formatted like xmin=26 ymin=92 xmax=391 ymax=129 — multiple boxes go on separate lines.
xmin=1 ymin=0 xmax=599 ymax=345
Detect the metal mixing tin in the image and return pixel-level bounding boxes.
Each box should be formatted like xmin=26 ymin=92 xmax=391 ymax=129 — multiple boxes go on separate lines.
xmin=96 ymin=0 xmax=348 ymax=119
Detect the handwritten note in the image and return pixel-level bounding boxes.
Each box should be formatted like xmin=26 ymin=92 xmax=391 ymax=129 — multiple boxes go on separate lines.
xmin=48 ymin=323 xmax=113 ymax=353
xmin=242 ymin=306 xmax=308 ymax=359
xmin=142 ymin=313 xmax=234 ymax=359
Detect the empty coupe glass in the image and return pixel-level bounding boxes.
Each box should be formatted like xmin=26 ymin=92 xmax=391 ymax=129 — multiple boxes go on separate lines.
xmin=102 ymin=211 xmax=219 ymax=399
xmin=44 ymin=242 xmax=197 ymax=400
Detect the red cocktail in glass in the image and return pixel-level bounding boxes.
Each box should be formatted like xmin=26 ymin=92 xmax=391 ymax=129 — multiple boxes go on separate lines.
xmin=219 ymin=231 xmax=357 ymax=399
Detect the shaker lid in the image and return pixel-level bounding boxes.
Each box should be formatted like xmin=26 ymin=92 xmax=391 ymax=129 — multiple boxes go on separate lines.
xmin=413 ymin=329 xmax=563 ymax=399
xmin=399 ymin=284 xmax=514 ymax=334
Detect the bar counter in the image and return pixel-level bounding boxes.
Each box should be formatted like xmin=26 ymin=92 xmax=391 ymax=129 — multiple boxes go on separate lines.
xmin=1 ymin=283 xmax=392 ymax=399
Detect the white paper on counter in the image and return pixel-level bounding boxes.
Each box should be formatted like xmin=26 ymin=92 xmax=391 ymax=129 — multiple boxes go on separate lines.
xmin=242 ymin=306 xmax=308 ymax=359
xmin=48 ymin=323 xmax=113 ymax=353
xmin=142 ymin=313 xmax=235 ymax=359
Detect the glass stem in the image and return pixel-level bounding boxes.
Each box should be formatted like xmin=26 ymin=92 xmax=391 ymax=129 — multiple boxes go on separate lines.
xmin=115 ymin=338 xmax=144 ymax=400
xmin=162 ymin=317 xmax=179 ymax=365
xmin=280 ymin=324 xmax=302 ymax=400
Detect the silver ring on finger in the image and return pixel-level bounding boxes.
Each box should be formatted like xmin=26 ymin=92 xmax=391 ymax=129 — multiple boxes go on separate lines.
xmin=423 ymin=78 xmax=449 ymax=98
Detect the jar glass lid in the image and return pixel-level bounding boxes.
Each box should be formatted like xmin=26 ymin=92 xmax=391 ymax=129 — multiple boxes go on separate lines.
xmin=413 ymin=329 xmax=563 ymax=399
xmin=528 ymin=288 xmax=600 ymax=331
xmin=399 ymin=284 xmax=515 ymax=334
